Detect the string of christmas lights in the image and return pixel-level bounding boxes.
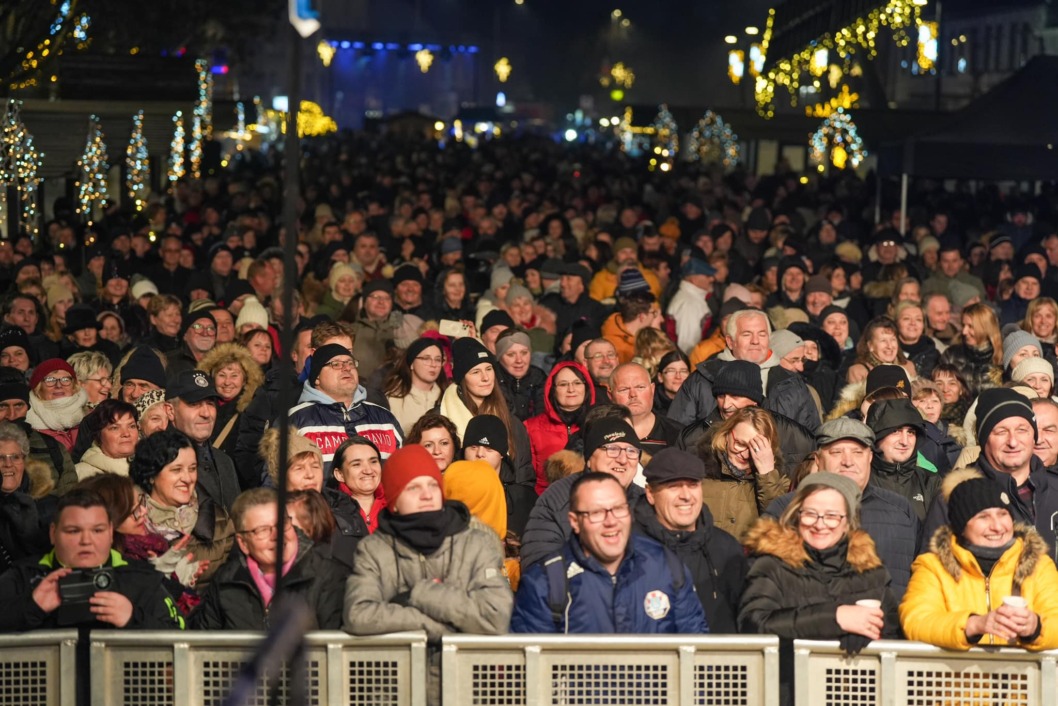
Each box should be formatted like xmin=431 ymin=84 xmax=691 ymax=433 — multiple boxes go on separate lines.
xmin=169 ymin=111 xmax=186 ymax=186
xmin=126 ymin=110 xmax=150 ymax=211
xmin=194 ymin=59 xmax=213 ymax=140
xmin=686 ymin=110 xmax=741 ymax=168
xmin=809 ymin=108 xmax=866 ymax=171
xmin=650 ymin=104 xmax=679 ymax=172
xmin=189 ymin=114 xmax=203 ymax=179
xmin=75 ymin=114 xmax=109 ymax=223
xmin=7 ymin=1 xmax=91 ymax=91
xmin=754 ymin=0 xmax=923 ymax=117
xmin=0 ymin=100 xmax=43 ymax=238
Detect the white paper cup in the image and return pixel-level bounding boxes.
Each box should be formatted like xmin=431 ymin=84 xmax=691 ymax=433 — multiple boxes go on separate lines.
xmin=1003 ymin=596 xmax=1028 ymax=609
xmin=856 ymin=599 xmax=882 ymax=609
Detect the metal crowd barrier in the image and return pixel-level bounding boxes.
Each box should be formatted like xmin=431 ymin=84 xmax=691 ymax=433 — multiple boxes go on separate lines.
xmin=0 ymin=630 xmax=78 ymax=706
xmin=441 ymin=634 xmax=781 ymax=706
xmin=88 ymin=630 xmax=428 ymax=706
xmin=794 ymin=639 xmax=1058 ymax=706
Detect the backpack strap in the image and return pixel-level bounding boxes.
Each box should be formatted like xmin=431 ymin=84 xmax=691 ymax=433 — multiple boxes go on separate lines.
xmin=542 ymin=553 xmax=569 ymax=631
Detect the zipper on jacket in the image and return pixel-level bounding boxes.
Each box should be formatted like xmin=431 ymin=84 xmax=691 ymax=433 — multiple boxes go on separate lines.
xmin=984 ymin=575 xmax=993 ymax=645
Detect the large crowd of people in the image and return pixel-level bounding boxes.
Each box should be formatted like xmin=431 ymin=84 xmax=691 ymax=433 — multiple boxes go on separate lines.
xmin=4 ymin=133 xmax=1058 ymax=702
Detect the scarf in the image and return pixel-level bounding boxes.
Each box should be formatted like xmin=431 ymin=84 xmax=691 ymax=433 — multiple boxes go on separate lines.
xmin=26 ymin=389 xmax=88 ymax=433
xmin=378 ymin=503 xmax=469 ymax=556
xmin=121 ymin=531 xmax=170 ymax=561
xmin=721 ymin=453 xmax=752 ymax=481
xmin=805 ymin=535 xmax=851 ymax=575
xmin=247 ymin=553 xmax=297 ymax=607
xmin=145 ymin=493 xmax=199 ymax=541
xmin=958 ymin=536 xmax=1016 ymax=578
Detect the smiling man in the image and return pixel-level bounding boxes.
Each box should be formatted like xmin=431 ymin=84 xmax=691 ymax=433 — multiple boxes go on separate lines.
xmin=519 ymin=418 xmax=644 ymax=568
xmin=865 ymin=398 xmax=940 ymax=521
xmin=512 ymin=470 xmax=707 ymax=634
xmin=633 ymin=448 xmax=746 ymax=633
xmin=920 ymin=388 xmax=1058 ymax=557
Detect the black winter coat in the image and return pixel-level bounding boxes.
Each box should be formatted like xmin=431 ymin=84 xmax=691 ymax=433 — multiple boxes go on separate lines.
xmin=232 ymin=366 xmax=301 ymax=486
xmin=739 ymin=520 xmax=900 ymax=706
xmin=190 ymin=534 xmax=346 ymax=631
xmin=323 ymin=486 xmax=370 ymax=570
xmin=0 ymin=473 xmax=56 ymax=573
xmin=496 ymin=365 xmax=548 ymax=421
xmin=764 ymin=483 xmax=919 ymax=598
xmin=869 ymin=456 xmax=941 ymax=522
xmin=633 ymin=501 xmax=746 ymax=634
xmin=900 ymin=337 xmax=940 ymax=379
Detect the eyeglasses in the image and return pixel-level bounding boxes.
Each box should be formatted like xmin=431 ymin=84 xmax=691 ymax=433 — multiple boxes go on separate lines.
xmin=0 ymin=453 xmax=24 ymax=465
xmin=600 ymin=444 xmax=640 ymax=460
xmin=131 ymin=493 xmax=149 ymax=519
xmin=324 ymin=359 xmax=358 ymax=371
xmin=555 ymin=380 xmax=585 ymax=390
xmin=799 ymin=510 xmax=847 ymax=529
xmin=83 ymin=377 xmax=112 ymax=386
xmin=239 ymin=515 xmax=294 ymax=540
xmin=415 ymin=356 xmax=444 ymax=365
xmin=574 ymin=503 xmax=631 ymax=524
xmin=586 ymin=352 xmax=618 ymax=362
xmin=190 ymin=323 xmax=217 ymax=335
xmin=43 ymin=376 xmax=74 ymax=388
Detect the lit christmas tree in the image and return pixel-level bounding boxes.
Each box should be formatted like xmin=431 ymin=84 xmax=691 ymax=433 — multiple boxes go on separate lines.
xmin=169 ymin=111 xmax=186 ymax=186
xmin=126 ymin=110 xmax=150 ymax=211
xmin=76 ymin=114 xmax=109 ymax=223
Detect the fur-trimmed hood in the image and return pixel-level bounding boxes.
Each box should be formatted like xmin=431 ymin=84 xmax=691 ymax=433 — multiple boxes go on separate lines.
xmin=927 ymin=522 xmax=1047 ymax=590
xmin=827 ymin=380 xmax=866 ymax=421
xmin=742 ymin=517 xmax=884 ymax=572
xmin=258 ymin=426 xmax=324 ymax=485
xmin=196 ymin=342 xmax=265 ymax=412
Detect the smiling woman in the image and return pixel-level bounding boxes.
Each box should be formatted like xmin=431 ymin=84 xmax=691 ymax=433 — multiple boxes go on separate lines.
xmin=73 ymin=399 xmax=139 ymax=482
xmin=196 ymin=343 xmax=265 ymax=456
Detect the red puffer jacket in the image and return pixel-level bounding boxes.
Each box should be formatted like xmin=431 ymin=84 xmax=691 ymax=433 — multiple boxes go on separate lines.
xmin=524 ymin=361 xmax=595 ymax=495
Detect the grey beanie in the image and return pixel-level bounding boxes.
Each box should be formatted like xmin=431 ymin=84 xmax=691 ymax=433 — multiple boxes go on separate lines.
xmin=1002 ymin=330 xmax=1042 ymax=370
xmin=797 ymin=472 xmax=862 ymax=518
xmin=491 ymin=267 xmax=515 ymax=293
xmin=770 ymin=329 xmax=805 ymax=360
xmin=505 ymin=284 xmax=533 ymax=307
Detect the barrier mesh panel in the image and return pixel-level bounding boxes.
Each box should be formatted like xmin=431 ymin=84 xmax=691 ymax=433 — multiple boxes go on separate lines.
xmin=905 ymin=669 xmax=1030 ymax=705
xmin=550 ymin=663 xmax=668 ymax=705
xmin=0 ymin=660 xmax=49 ymax=706
xmin=822 ymin=665 xmax=878 ymax=705
xmin=695 ymin=663 xmax=749 ymax=705
xmin=201 ymin=659 xmax=321 ymax=706
xmin=348 ymin=659 xmax=401 ymax=705
xmin=122 ymin=660 xmax=175 ymax=706
xmin=469 ymin=662 xmax=525 ymax=705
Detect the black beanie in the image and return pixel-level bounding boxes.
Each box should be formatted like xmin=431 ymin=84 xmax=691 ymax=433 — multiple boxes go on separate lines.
xmin=712 ymin=360 xmax=763 ymax=404
xmin=569 ymin=319 xmax=601 ymax=353
xmin=310 ymin=343 xmax=354 ymax=386
xmin=584 ymin=418 xmax=640 ymax=459
xmin=121 ymin=346 xmax=167 ymax=388
xmin=481 ymin=309 xmax=515 ymax=334
xmin=451 ymin=337 xmax=496 ymax=384
xmin=464 ymin=414 xmax=509 ymax=457
xmin=948 ymin=477 xmax=1012 ymax=537
xmin=0 ymin=379 xmax=28 ymax=403
xmin=404 ymin=337 xmax=443 ymax=367
xmin=976 ymin=388 xmax=1037 ymax=443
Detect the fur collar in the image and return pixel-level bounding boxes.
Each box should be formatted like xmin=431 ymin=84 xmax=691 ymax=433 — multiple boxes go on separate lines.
xmin=743 ymin=517 xmax=883 ymax=571
xmin=828 ymin=380 xmax=866 ymax=422
xmin=927 ymin=523 xmax=1047 ymax=590
xmin=196 ymin=343 xmax=265 ymax=413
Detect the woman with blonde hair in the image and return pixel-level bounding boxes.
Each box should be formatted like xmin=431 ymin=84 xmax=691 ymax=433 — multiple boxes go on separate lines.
xmin=893 ymin=301 xmax=940 ymax=378
xmin=698 ymin=406 xmax=789 ymax=540
xmin=631 ymin=327 xmax=676 ymax=378
xmin=196 ymin=343 xmax=264 ymax=456
xmin=1022 ymin=296 xmax=1058 ymax=358
xmin=940 ymin=302 xmax=1003 ymax=395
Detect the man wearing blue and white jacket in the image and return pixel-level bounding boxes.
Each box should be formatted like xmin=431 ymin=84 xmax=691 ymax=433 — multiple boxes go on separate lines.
xmin=288 ymin=343 xmax=403 ymax=469
xmin=511 ymin=472 xmax=708 ymax=634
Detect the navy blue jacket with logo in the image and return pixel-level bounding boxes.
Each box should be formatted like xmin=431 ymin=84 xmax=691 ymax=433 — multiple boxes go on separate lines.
xmin=510 ymin=534 xmax=709 ymax=634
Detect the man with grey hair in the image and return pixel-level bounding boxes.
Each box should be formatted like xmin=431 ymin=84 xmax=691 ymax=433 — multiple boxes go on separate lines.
xmin=668 ymin=308 xmax=820 ymax=431
xmin=923 ymin=292 xmax=958 ymax=346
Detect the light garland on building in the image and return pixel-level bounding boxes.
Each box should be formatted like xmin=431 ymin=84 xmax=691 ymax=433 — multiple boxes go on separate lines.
xmin=494 ymin=57 xmax=512 ymax=83
xmin=75 ymin=114 xmax=108 ymax=223
xmin=194 ymin=59 xmax=213 ymax=140
xmin=686 ymin=111 xmax=741 ymax=168
xmin=415 ymin=49 xmax=434 ymax=73
xmin=126 ymin=110 xmax=150 ymax=211
xmin=809 ymin=108 xmax=866 ymax=171
xmin=754 ymin=0 xmax=923 ymax=117
xmin=649 ymin=104 xmax=679 ymax=172
xmin=7 ymin=0 xmax=91 ymax=91
xmin=169 ymin=111 xmax=186 ymax=185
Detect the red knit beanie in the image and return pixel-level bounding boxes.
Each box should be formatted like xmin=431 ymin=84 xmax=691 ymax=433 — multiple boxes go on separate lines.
xmin=382 ymin=444 xmax=444 ymax=511
xmin=29 ymin=358 xmax=76 ymax=391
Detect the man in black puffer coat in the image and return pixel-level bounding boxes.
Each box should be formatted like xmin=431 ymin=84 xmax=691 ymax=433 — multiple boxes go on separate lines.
xmin=633 ymin=449 xmax=747 ymax=633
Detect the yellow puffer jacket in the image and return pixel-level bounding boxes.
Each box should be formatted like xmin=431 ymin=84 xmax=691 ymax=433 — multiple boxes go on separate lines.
xmin=899 ymin=523 xmax=1058 ymax=650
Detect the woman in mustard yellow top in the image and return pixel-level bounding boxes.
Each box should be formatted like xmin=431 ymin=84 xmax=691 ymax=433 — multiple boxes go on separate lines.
xmin=900 ymin=471 xmax=1058 ymax=650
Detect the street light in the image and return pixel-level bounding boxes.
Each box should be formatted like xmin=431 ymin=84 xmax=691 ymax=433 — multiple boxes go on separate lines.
xmin=724 ymin=35 xmax=738 ymax=44
xmin=745 ymin=26 xmax=759 ymax=35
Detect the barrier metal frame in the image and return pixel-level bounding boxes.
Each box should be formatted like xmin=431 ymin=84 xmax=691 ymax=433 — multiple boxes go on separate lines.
xmin=441 ymin=634 xmax=781 ymax=706
xmin=0 ymin=630 xmax=78 ymax=706
xmin=89 ymin=630 xmax=428 ymax=706
xmin=793 ymin=639 xmax=1058 ymax=706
